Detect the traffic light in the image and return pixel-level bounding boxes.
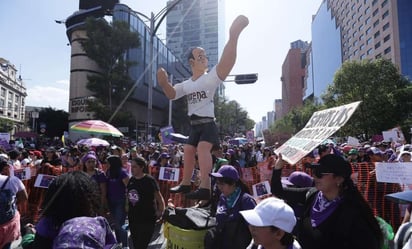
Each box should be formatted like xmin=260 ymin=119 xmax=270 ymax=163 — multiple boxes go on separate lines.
xmin=234 ymin=74 xmax=258 ymax=84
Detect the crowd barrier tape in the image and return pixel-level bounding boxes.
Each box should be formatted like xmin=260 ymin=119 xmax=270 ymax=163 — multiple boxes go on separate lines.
xmin=18 ymin=160 xmax=402 ymax=230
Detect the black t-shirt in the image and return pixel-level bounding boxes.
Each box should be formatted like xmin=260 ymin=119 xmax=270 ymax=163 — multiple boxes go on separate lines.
xmin=127 ymin=174 xmax=159 ymax=223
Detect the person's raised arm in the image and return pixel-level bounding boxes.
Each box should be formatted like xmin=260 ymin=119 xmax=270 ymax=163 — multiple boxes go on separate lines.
xmin=157 ymin=68 xmax=176 ymax=99
xmin=216 ymin=15 xmax=249 ymax=81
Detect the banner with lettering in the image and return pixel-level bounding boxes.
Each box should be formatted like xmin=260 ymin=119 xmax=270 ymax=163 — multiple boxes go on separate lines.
xmin=376 ymin=162 xmax=412 ymax=184
xmin=275 ymin=101 xmax=361 ymax=165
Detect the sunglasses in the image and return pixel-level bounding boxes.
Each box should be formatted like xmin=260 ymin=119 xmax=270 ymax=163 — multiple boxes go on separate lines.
xmin=312 ymin=168 xmax=334 ymax=178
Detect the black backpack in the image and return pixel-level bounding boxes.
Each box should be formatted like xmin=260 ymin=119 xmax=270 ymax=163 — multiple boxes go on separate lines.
xmin=0 ymin=177 xmax=16 ymax=224
xmin=163 ymin=206 xmax=216 ymax=230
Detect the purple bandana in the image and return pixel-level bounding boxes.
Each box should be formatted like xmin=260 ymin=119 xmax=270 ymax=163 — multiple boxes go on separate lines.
xmin=53 ymin=216 xmax=117 ymax=249
xmin=310 ymin=192 xmax=342 ymax=227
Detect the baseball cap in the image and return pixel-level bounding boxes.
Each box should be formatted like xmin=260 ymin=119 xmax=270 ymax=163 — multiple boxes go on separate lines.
xmin=312 ymin=154 xmax=352 ymax=178
xmin=160 ymin=152 xmax=171 ymax=159
xmin=82 ymin=152 xmax=97 ymax=163
xmin=210 ymin=165 xmax=239 ymax=181
xmin=240 ymin=197 xmax=296 ymax=233
xmin=282 ymin=171 xmax=313 ymax=188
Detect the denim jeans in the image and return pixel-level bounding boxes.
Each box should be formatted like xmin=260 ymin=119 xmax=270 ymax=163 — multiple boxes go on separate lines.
xmin=108 ymin=199 xmax=128 ymax=247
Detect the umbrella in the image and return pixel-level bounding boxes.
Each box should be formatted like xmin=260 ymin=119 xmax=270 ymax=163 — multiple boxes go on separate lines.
xmin=70 ymin=120 xmax=124 ymax=137
xmin=77 ymin=138 xmax=110 ymax=147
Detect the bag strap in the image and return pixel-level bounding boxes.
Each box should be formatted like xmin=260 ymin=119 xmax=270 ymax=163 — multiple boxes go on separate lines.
xmin=1 ymin=176 xmax=10 ymax=190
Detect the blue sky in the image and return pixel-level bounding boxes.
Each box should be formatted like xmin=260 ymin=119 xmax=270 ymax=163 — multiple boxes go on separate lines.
xmin=0 ymin=0 xmax=322 ymax=122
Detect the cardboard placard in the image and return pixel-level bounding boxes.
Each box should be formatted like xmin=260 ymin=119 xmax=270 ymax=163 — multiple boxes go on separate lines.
xmin=159 ymin=167 xmax=180 ymax=182
xmin=34 ymin=174 xmax=56 ymax=188
xmin=275 ymin=101 xmax=361 ymax=165
xmin=252 ymin=180 xmax=271 ymax=198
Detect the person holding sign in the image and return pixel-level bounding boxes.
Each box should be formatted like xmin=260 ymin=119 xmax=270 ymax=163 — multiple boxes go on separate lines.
xmin=297 ymin=154 xmax=383 ymax=249
xmin=157 ymin=15 xmax=249 ymax=200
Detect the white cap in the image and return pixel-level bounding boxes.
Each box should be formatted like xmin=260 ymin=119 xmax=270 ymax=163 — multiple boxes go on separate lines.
xmin=240 ymin=197 xmax=296 ymax=233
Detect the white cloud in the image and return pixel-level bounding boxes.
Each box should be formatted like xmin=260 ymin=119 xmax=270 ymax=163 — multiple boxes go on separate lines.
xmin=25 ymin=80 xmax=69 ymax=111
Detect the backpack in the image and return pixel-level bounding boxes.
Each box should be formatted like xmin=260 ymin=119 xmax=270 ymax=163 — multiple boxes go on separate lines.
xmin=163 ymin=206 xmax=216 ymax=230
xmin=394 ymin=222 xmax=412 ymax=249
xmin=0 ymin=177 xmax=16 ymax=224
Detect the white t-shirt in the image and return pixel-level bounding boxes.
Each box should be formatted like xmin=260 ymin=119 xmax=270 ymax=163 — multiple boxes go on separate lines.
xmin=0 ymin=174 xmax=26 ymax=205
xmin=173 ymin=66 xmax=222 ymax=117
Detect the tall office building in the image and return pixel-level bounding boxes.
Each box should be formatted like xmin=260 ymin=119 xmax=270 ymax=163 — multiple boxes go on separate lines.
xmin=308 ymin=0 xmax=412 ymax=99
xmin=305 ymin=0 xmax=342 ymax=99
xmin=166 ymin=0 xmax=225 ymax=78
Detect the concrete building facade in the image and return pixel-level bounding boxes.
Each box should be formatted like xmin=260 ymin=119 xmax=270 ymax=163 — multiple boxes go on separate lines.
xmin=0 ymin=58 xmax=27 ymax=133
xmin=281 ymin=40 xmax=309 ymax=117
xmin=307 ymin=0 xmax=412 ymax=99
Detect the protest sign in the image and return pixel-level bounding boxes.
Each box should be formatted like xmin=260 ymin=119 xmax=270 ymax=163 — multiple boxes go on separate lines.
xmin=12 ymin=167 xmax=31 ymax=181
xmin=275 ymin=101 xmax=361 ymax=165
xmin=347 ymin=136 xmax=360 ymax=146
xmin=246 ymin=130 xmax=254 ymax=143
xmin=375 ymin=162 xmax=412 ymax=184
xmin=382 ymin=130 xmax=398 ymax=142
xmin=252 ymin=180 xmax=271 ymax=198
xmin=159 ymin=167 xmax=180 ymax=182
xmin=34 ymin=174 xmax=56 ymax=188
xmin=160 ymin=126 xmax=175 ymax=144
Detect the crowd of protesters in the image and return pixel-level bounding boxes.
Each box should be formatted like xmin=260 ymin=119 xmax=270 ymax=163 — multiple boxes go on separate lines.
xmin=0 ymin=137 xmax=411 ymax=248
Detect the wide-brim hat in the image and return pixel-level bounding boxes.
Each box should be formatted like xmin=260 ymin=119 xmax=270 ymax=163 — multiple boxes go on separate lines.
xmin=385 ymin=191 xmax=412 ymax=204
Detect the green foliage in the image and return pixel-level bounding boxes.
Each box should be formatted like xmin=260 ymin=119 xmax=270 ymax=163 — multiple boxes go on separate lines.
xmin=214 ymin=97 xmax=255 ymax=138
xmin=80 ymin=17 xmax=140 ymax=125
xmin=0 ymin=118 xmax=15 ymax=132
xmin=323 ymin=59 xmax=411 ymax=138
xmin=267 ymin=59 xmax=411 ymax=142
xmin=271 ymin=98 xmax=322 ymax=135
xmin=36 ymin=108 xmax=69 ymax=138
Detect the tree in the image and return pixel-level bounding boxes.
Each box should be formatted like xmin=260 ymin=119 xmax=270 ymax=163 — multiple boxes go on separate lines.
xmin=36 ymin=108 xmax=69 ymax=138
xmin=80 ymin=17 xmax=140 ymax=126
xmin=270 ymin=98 xmax=322 ymax=138
xmin=0 ymin=118 xmax=15 ymax=132
xmin=322 ymin=59 xmax=411 ymax=138
xmin=214 ymin=97 xmax=255 ymax=138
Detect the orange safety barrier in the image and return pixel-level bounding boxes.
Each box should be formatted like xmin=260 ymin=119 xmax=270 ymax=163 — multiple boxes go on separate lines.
xmin=17 ymin=160 xmax=403 ymax=231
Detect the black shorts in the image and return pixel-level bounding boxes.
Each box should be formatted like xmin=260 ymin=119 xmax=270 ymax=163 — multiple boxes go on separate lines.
xmin=187 ymin=121 xmax=219 ymax=147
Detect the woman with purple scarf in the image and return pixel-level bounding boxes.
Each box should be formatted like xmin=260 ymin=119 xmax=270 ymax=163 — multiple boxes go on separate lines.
xmin=297 ymin=154 xmax=383 ymax=249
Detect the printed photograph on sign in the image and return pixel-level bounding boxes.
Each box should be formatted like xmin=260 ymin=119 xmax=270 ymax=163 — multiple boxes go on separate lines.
xmin=190 ymin=168 xmax=199 ymax=183
xmin=159 ymin=167 xmax=180 ymax=182
xmin=252 ymin=180 xmax=271 ymax=198
xmin=12 ymin=167 xmax=31 ymax=180
xmin=34 ymin=174 xmax=56 ymax=188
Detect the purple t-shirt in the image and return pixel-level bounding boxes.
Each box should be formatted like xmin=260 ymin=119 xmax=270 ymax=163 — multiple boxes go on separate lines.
xmin=107 ymin=169 xmax=128 ymax=202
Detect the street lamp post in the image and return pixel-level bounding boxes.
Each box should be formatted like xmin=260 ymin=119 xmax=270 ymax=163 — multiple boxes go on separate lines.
xmin=140 ymin=0 xmax=183 ymax=142
xmin=105 ymin=1 xmax=183 ymax=142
